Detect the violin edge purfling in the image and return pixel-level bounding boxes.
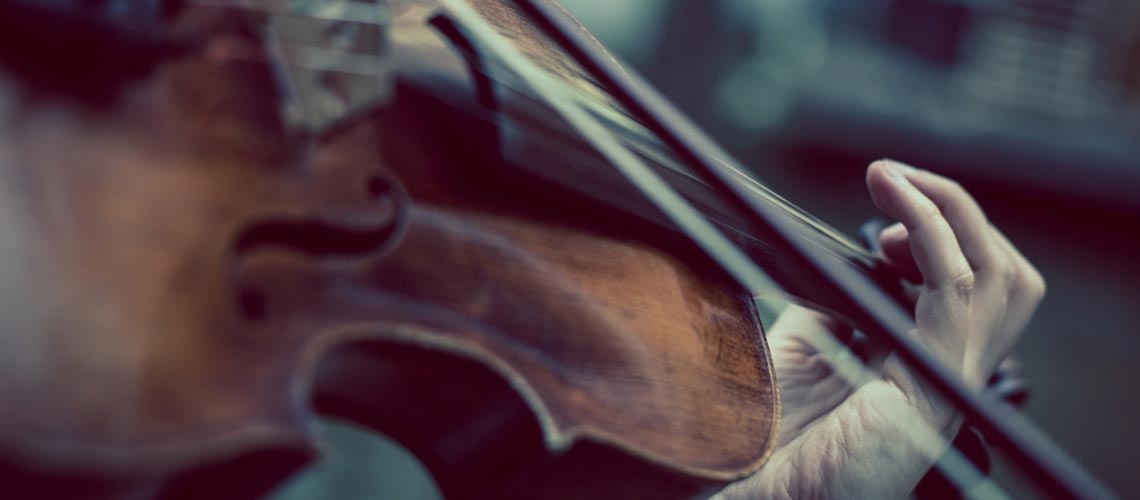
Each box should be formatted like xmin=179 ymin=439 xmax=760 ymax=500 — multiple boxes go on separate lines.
xmin=0 ymin=0 xmax=780 ymax=498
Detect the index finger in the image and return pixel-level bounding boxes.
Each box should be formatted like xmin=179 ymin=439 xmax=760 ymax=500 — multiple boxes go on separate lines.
xmin=866 ymin=160 xmax=974 ymax=290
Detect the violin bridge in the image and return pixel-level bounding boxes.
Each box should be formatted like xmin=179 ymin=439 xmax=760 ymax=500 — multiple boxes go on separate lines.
xmin=261 ymin=0 xmax=395 ymax=135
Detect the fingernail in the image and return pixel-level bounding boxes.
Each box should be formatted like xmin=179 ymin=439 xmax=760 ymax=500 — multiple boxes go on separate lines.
xmin=881 ymin=222 xmax=906 ymax=238
xmin=882 ymin=162 xmax=907 ymax=183
xmin=878 ymin=158 xmax=917 ymax=173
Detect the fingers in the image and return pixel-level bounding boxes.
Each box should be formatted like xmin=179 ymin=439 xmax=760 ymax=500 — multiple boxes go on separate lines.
xmin=899 ymin=168 xmax=1012 ymax=287
xmin=866 ymin=160 xmax=1046 ymax=385
xmin=866 ymin=161 xmax=972 ymax=290
xmin=878 ymin=222 xmax=921 ymax=282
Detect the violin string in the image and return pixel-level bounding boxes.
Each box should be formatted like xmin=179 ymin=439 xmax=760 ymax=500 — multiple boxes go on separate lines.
xmin=515 ymin=1 xmax=1121 ymax=497
xmin=768 ymin=306 xmax=1010 ymax=499
xmin=191 ymin=0 xmax=1009 ymax=494
xmin=185 ymin=0 xmax=876 ymax=261
xmin=178 ymin=2 xmax=1116 ymax=497
xmin=435 ymin=0 xmax=769 ymax=294
xmin=431 ymin=0 xmax=1004 ymax=496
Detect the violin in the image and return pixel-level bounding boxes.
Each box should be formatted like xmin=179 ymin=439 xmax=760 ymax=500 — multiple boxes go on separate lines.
xmin=0 ymin=0 xmax=1114 ymax=498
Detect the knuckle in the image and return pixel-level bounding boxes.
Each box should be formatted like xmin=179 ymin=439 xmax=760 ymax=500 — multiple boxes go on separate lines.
xmin=928 ymin=174 xmax=965 ymax=197
xmin=936 ymin=268 xmax=976 ymax=295
xmin=944 ymin=185 xmax=984 ymax=220
xmin=914 ymin=200 xmax=942 ymax=225
xmin=954 ymin=269 xmax=976 ymax=292
xmin=931 ymin=176 xmax=983 ymax=214
xmin=1013 ymin=268 xmax=1046 ymax=302
xmin=943 ymin=178 xmax=966 ymax=196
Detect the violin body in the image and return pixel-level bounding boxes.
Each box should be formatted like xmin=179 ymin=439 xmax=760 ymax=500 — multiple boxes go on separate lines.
xmin=0 ymin=1 xmax=777 ymax=498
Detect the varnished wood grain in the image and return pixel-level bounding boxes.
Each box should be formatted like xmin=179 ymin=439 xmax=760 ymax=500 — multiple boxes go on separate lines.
xmin=0 ymin=1 xmax=778 ymax=498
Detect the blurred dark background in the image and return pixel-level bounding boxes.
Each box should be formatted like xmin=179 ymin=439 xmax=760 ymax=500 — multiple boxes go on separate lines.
xmin=273 ymin=0 xmax=1140 ymax=497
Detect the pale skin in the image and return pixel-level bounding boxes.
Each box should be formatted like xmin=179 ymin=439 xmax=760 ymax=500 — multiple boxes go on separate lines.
xmin=722 ymin=160 xmax=1046 ymax=499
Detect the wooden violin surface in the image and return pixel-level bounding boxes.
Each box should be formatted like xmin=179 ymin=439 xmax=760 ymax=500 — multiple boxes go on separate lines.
xmin=0 ymin=1 xmax=778 ymax=498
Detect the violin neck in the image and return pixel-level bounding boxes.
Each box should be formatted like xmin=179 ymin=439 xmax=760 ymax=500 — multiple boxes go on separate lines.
xmin=393 ymin=66 xmax=913 ymax=328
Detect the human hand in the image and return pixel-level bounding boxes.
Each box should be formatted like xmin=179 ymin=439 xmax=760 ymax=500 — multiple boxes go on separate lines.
xmin=720 ymin=160 xmax=1045 ymax=499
